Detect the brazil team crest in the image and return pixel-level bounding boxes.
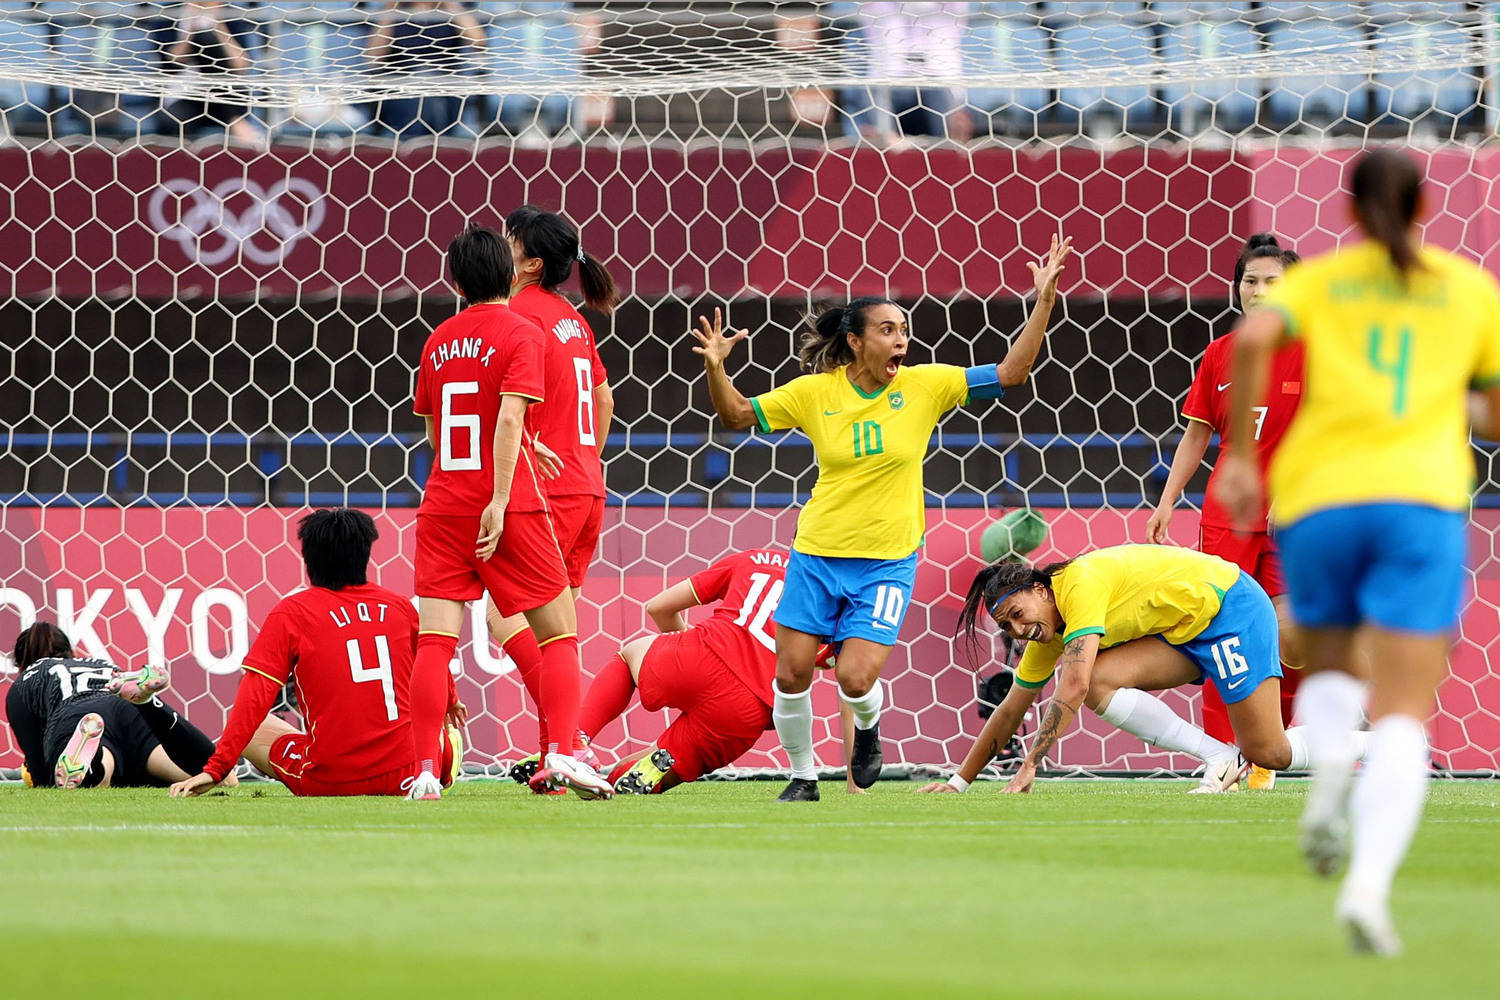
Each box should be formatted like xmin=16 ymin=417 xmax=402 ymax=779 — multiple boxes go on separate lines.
xmin=889 ymin=392 xmax=905 ymax=410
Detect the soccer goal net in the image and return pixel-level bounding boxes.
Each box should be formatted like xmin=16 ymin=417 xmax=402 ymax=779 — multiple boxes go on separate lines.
xmin=2 ymin=2 xmax=1498 ymax=781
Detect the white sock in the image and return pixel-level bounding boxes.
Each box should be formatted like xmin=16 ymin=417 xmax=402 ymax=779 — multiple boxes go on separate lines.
xmin=772 ymin=682 xmax=818 ymax=781
xmin=1285 ymin=726 xmax=1312 ymax=771
xmin=1346 ymin=715 xmax=1430 ymax=904
xmin=840 ymin=680 xmax=884 ymax=732
xmin=1293 ymin=671 xmax=1366 ymax=772
xmin=1098 ymin=688 xmax=1236 ymax=763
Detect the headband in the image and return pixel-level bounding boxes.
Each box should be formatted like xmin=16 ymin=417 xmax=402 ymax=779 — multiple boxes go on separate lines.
xmin=987 ymin=585 xmax=1024 ymax=620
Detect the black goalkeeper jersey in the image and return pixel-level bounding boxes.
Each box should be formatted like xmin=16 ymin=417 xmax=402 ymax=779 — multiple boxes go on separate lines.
xmin=5 ymin=656 xmax=116 ymax=782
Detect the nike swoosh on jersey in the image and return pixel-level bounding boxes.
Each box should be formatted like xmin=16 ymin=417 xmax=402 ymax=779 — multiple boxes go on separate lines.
xmin=1216 ymin=382 xmax=1233 ymax=391
xmin=823 ymin=409 xmax=842 ymax=416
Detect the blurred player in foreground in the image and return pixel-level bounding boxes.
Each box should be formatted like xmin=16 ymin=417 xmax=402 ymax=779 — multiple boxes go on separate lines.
xmin=922 ymin=545 xmax=1367 ymax=795
xmin=693 ymin=234 xmax=1072 ymax=801
xmin=574 ymin=547 xmax=852 ymax=795
xmin=410 ymin=224 xmax=611 ymax=800
xmin=6 ymin=621 xmax=217 ymax=789
xmin=485 ymin=205 xmax=617 ymax=785
xmin=1217 ymin=148 xmax=1500 ymax=955
xmin=170 ymin=509 xmax=458 ymax=798
xmin=1148 ymin=233 xmax=1304 ymax=790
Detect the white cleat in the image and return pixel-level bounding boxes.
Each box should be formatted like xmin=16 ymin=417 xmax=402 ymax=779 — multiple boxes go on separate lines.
xmin=540 ymin=752 xmax=614 ymax=801
xmin=405 ymin=771 xmax=443 ymax=801
xmin=1337 ymin=888 xmax=1403 ymax=957
xmin=1189 ymin=754 xmax=1249 ymax=794
xmin=1299 ymin=770 xmax=1354 ymax=876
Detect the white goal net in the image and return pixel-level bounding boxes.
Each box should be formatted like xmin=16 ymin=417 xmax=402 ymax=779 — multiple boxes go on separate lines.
xmin=2 ymin=1 xmax=1498 ymax=780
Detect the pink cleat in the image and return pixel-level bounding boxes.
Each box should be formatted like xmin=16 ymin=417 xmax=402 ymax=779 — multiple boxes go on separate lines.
xmin=107 ymin=664 xmax=170 ymax=705
xmin=55 ymin=713 xmax=105 ymax=789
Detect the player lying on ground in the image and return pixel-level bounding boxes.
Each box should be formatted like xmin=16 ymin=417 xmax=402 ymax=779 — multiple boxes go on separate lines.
xmin=919 ymin=545 xmax=1367 ymax=795
xmin=694 ymin=234 xmax=1073 ymax=801
xmin=6 ymin=621 xmax=219 ymax=789
xmin=485 ymin=205 xmax=617 ymax=781
xmin=170 ymin=509 xmax=459 ymax=798
xmin=1147 ymin=232 xmax=1304 ymax=790
xmin=1217 ymin=148 xmax=1500 ymax=956
xmin=567 ymin=547 xmax=852 ymax=795
xmin=410 ymin=223 xmax=611 ymax=800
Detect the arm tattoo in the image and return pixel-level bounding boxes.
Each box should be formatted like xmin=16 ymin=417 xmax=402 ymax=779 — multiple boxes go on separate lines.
xmin=1024 ymin=636 xmax=1088 ymax=768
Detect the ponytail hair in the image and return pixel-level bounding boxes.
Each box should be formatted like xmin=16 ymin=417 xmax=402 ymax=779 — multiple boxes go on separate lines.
xmin=955 ymin=557 xmax=1073 ymax=661
xmin=1230 ymin=233 xmax=1301 ymax=311
xmin=11 ymin=621 xmax=72 ymax=672
xmin=797 ymin=296 xmax=899 ymax=373
xmin=505 ymin=204 xmax=620 ymax=314
xmin=1349 ymin=148 xmax=1423 ymax=282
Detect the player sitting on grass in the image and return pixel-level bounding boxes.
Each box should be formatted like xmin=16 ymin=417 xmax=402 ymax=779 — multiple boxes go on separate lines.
xmin=921 ymin=544 xmax=1367 ymax=795
xmin=6 ymin=621 xmax=220 ymax=789
xmin=170 ymin=508 xmax=460 ymax=798
xmin=570 ymin=547 xmax=848 ymax=795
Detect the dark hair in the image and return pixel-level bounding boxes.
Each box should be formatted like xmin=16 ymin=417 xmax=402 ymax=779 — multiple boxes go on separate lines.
xmin=797 ymin=297 xmax=900 ymax=373
xmin=446 ymin=223 xmax=513 ymax=304
xmin=298 ymin=508 xmax=378 ymax=590
xmin=1230 ymin=233 xmax=1301 ymax=311
xmin=1350 ymin=148 xmax=1423 ymax=281
xmin=505 ymin=205 xmax=620 ymax=314
xmin=12 ymin=622 xmax=72 ymax=672
xmin=955 ymin=557 xmax=1073 ymax=661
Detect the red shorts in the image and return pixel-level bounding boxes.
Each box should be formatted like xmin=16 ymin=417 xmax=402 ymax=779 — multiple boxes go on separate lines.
xmin=268 ymin=731 xmax=455 ymax=797
xmin=415 ymin=510 xmax=569 ymax=616
xmin=547 ymin=493 xmax=605 ymax=588
xmin=637 ymin=629 xmax=771 ymax=783
xmin=1200 ymin=525 xmax=1285 ymax=598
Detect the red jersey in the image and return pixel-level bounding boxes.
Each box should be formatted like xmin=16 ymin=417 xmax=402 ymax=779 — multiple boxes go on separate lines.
xmin=414 ymin=303 xmax=548 ymax=516
xmin=205 ymin=583 xmax=421 ymax=782
xmin=510 ymin=285 xmax=609 ymax=499
xmin=1183 ymin=333 xmax=1305 ymax=531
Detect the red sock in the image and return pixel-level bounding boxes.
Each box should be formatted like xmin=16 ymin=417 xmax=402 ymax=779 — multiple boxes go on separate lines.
xmin=1199 ymin=682 xmax=1235 ymax=745
xmin=501 ymin=627 xmax=548 ymax=755
xmin=579 ymin=652 xmax=636 ymax=740
xmin=411 ymin=632 xmax=458 ymax=776
xmin=536 ymin=634 xmax=582 ymax=757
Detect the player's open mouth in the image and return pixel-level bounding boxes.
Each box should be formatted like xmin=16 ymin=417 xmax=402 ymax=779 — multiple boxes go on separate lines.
xmin=885 ymin=354 xmax=905 ymax=378
xmin=1028 ymin=623 xmax=1043 ymax=641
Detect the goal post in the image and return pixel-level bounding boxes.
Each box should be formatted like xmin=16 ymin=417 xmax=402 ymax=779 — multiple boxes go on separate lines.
xmin=2 ymin=2 xmax=1498 ymax=780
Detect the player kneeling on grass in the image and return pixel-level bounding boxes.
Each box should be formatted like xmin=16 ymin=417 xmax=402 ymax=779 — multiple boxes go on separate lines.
xmin=920 ymin=544 xmax=1367 ymax=795
xmin=170 ymin=509 xmax=461 ymax=799
xmin=574 ymin=547 xmax=849 ymax=796
xmin=7 ymin=621 xmax=220 ymax=789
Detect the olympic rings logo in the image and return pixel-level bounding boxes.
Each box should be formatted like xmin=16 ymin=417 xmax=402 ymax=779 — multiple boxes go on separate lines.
xmin=145 ymin=177 xmax=327 ymax=267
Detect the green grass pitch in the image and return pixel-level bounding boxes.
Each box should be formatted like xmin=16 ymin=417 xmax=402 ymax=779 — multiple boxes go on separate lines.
xmin=4 ymin=779 xmax=1497 ymax=999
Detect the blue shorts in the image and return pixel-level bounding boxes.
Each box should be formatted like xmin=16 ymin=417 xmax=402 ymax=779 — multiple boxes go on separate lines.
xmin=1172 ymin=571 xmax=1282 ymax=706
xmin=1278 ymin=503 xmax=1468 ymax=635
xmin=775 ymin=550 xmax=918 ymax=647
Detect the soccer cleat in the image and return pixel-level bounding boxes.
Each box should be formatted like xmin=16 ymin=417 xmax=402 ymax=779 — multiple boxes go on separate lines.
xmin=1245 ymin=764 xmax=1277 ymax=791
xmin=776 ymin=778 xmax=820 ymax=802
xmin=509 ymin=753 xmax=542 ymax=786
xmin=54 ymin=713 xmax=105 ymax=789
xmin=1299 ymin=770 xmax=1354 ymax=877
xmin=574 ymin=731 xmax=601 ymax=771
xmin=1337 ymin=888 xmax=1403 ymax=957
xmin=444 ymin=724 xmax=464 ymax=787
xmin=405 ymin=771 xmax=443 ymax=801
xmin=106 ymin=663 xmax=170 ymax=705
xmin=614 ymin=747 xmax=675 ymax=795
xmin=1189 ymin=754 xmax=1249 ymax=794
xmin=849 ymin=723 xmax=884 ymax=789
xmin=534 ymin=752 xmax=614 ymax=801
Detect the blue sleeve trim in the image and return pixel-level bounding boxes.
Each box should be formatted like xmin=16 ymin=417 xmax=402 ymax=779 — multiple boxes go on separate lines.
xmin=965 ymin=364 xmax=1005 ymax=401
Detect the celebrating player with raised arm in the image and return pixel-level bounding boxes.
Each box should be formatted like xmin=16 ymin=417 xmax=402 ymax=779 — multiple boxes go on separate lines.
xmin=170 ymin=509 xmax=457 ymax=798
xmin=1215 ymin=148 xmax=1500 ymax=955
xmin=484 ymin=205 xmax=618 ymax=780
xmin=920 ymin=545 xmax=1366 ymax=795
xmin=692 ymin=234 xmax=1072 ymax=801
xmin=1147 ymin=233 xmax=1303 ymax=789
xmin=410 ymin=224 xmax=611 ymax=801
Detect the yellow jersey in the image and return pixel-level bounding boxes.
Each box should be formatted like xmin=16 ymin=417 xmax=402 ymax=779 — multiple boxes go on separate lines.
xmin=751 ymin=363 xmax=971 ymax=559
xmin=1259 ymin=241 xmax=1500 ymax=525
xmin=1015 ymin=545 xmax=1242 ymax=688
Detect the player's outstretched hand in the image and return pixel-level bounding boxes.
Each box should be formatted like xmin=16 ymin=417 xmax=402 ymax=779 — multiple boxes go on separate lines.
xmin=1027 ymin=233 xmax=1073 ymax=303
xmin=446 ymin=699 xmax=469 ymax=730
xmin=476 ymin=500 xmax=506 ymax=561
xmin=169 ymin=772 xmax=218 ymax=798
xmin=534 ymin=439 xmax=564 ymax=480
xmin=916 ymin=780 xmax=960 ymax=793
xmin=1000 ymin=764 xmax=1036 ymax=794
xmin=1210 ymin=454 xmax=1262 ymax=533
xmin=690 ymin=307 xmax=749 ymax=370
xmin=1144 ymin=504 xmax=1173 ymax=545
